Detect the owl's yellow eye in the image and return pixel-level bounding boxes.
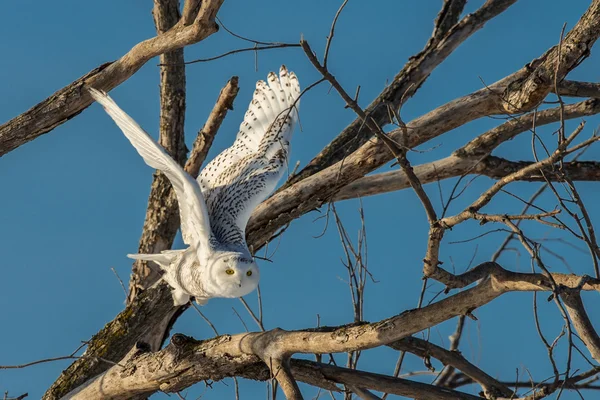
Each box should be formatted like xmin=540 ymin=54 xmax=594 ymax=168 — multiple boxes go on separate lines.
xmin=225 ymin=269 xmax=235 ymax=275
xmin=246 ymin=270 xmax=253 ymax=277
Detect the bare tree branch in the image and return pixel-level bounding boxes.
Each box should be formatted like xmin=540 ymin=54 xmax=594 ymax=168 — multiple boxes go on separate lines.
xmin=62 ymin=341 xmax=484 ymax=400
xmin=390 ymin=336 xmax=513 ymax=398
xmin=0 ymin=0 xmax=224 ymax=157
xmin=334 ymin=96 xmax=600 ymax=200
xmin=556 ymin=80 xmax=600 ymax=98
xmin=301 ymin=36 xmax=439 ymax=224
xmin=431 ymin=0 xmax=468 ymax=42
xmin=184 ymin=43 xmax=301 ymax=64
xmin=2 ymin=393 xmax=28 ymax=400
xmin=184 ymin=77 xmax=240 ymax=177
xmin=334 ymin=98 xmax=600 ymax=200
xmin=347 ymin=386 xmax=383 ymax=400
xmin=61 ymin=262 xmax=599 ymax=399
xmin=560 ymin=280 xmax=600 ymax=363
xmin=502 ymin=3 xmax=600 ymax=112
xmin=458 ymin=98 xmax=600 ymax=157
xmin=310 ymin=361 xmax=481 ymax=400
xmin=181 ymin=0 xmax=201 ymax=25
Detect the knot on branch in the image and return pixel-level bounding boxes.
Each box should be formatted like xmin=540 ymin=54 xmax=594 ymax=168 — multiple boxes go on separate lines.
xmin=171 ymin=333 xmax=193 ymax=347
xmin=244 ymin=329 xmax=287 ymax=360
xmin=118 ymin=341 xmax=152 ymax=378
xmin=501 ymin=74 xmax=548 ymax=114
xmin=135 ymin=341 xmax=152 ymax=353
xmin=554 ymin=275 xmax=592 ymax=299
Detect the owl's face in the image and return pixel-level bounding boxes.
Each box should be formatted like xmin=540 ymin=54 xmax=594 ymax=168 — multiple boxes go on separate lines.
xmin=208 ymin=252 xmax=260 ymax=298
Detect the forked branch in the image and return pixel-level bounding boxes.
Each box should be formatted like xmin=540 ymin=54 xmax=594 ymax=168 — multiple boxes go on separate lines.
xmin=62 ymin=262 xmax=599 ymax=399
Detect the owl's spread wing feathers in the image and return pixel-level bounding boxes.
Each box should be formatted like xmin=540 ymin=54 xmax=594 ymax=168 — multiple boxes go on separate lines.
xmin=199 ymin=66 xmax=301 ymax=244
xmin=199 ymin=66 xmax=300 ymax=191
xmin=89 ymin=88 xmax=212 ymax=251
xmin=205 ymin=149 xmax=288 ymax=246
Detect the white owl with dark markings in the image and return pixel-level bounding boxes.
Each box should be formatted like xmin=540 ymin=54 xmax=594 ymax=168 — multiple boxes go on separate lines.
xmin=89 ymin=66 xmax=300 ymax=305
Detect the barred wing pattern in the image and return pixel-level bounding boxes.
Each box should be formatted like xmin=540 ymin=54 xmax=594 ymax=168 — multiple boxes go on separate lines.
xmin=199 ymin=66 xmax=301 ymax=247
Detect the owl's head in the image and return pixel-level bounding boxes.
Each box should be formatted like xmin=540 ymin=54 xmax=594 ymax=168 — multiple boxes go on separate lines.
xmin=206 ymin=251 xmax=260 ymax=298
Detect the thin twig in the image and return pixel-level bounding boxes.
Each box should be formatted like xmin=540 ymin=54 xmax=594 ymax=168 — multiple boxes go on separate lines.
xmin=0 ymin=342 xmax=119 ymax=370
xmin=324 ymin=0 xmax=350 ymax=68
xmin=239 ymin=297 xmax=265 ymax=331
xmin=191 ymin=302 xmax=219 ymax=336
xmin=110 ymin=267 xmax=128 ymax=298
xmin=301 ymin=39 xmax=438 ymax=224
xmin=232 ymin=307 xmax=249 ymax=332
xmin=182 ymin=43 xmax=301 ymax=65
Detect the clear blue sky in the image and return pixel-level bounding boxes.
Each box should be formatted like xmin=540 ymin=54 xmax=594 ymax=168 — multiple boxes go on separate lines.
xmin=1 ymin=1 xmax=599 ymax=399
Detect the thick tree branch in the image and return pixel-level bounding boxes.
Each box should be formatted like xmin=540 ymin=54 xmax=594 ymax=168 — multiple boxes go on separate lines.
xmin=311 ymin=362 xmax=481 ymax=400
xmin=219 ymin=266 xmax=599 ymax=359
xmin=0 ymin=0 xmax=224 ymax=157
xmin=502 ymin=1 xmax=600 ymax=112
xmin=269 ymin=358 xmax=302 ymax=400
xmin=560 ymin=281 xmax=600 ymax=363
xmin=557 ymin=80 xmax=600 ymax=98
xmin=64 ymin=343 xmax=482 ymax=400
xmin=153 ymin=0 xmax=188 ymax=160
xmin=335 ymin=157 xmax=600 ymax=201
xmin=334 ymin=97 xmax=600 ymax=200
xmin=181 ymin=0 xmax=201 ymax=25
xmin=431 ymin=0 xmax=468 ymax=43
xmin=334 ymin=155 xmax=470 ymax=201
xmin=64 ymin=263 xmax=599 ymax=399
xmin=184 ymin=76 xmax=239 ymax=177
xmin=390 ymin=336 xmax=513 ymax=398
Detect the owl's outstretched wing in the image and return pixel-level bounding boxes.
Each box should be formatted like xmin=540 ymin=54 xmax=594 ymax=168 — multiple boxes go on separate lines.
xmin=198 ymin=66 xmax=301 ymax=245
xmin=89 ymin=88 xmax=212 ymax=251
xmin=198 ymin=66 xmax=300 ymax=192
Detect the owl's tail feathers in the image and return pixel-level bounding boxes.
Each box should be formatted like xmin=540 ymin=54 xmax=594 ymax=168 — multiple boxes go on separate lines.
xmin=127 ymin=250 xmax=180 ymax=270
xmin=129 ymin=251 xmax=188 ymax=304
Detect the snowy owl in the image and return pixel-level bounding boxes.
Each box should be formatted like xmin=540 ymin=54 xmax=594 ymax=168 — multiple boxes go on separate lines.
xmin=89 ymin=66 xmax=300 ymax=306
